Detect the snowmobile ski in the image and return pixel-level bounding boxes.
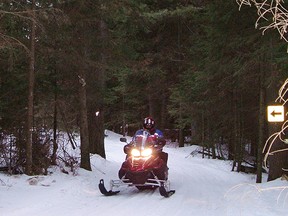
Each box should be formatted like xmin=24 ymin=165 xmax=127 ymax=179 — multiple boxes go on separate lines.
xmin=159 ymin=184 xmax=175 ymax=198
xmin=98 ymin=179 xmax=120 ymax=196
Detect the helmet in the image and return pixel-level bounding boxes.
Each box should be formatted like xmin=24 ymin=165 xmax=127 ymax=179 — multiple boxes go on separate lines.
xmin=143 ymin=117 xmax=155 ymax=130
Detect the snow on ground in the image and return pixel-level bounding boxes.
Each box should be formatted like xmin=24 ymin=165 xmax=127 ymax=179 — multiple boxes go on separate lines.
xmin=0 ymin=130 xmax=288 ymax=216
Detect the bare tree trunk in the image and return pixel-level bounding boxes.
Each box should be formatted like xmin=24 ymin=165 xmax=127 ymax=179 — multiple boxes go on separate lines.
xmin=257 ymin=67 xmax=266 ymax=183
xmin=179 ymin=128 xmax=184 ymax=147
xmin=201 ymin=110 xmax=205 ymax=158
xmin=95 ymin=20 xmax=107 ymax=158
xmin=87 ymin=20 xmax=107 ymax=158
xmin=88 ymin=107 xmax=97 ymax=153
xmin=228 ymin=92 xmax=234 ymax=160
xmin=79 ymin=72 xmax=91 ymax=171
xmin=209 ymin=119 xmax=216 ymax=159
xmin=178 ymin=102 xmax=184 ymax=148
xmin=26 ymin=0 xmax=36 ymax=175
xmin=232 ymin=88 xmax=242 ymax=172
xmin=51 ymin=78 xmax=58 ymax=165
xmin=95 ymin=107 xmax=105 ymax=158
xmin=160 ymin=91 xmax=166 ymax=129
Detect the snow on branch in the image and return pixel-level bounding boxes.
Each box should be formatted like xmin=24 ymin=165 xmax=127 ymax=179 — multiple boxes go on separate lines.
xmin=263 ymin=78 xmax=288 ymax=167
xmin=236 ymin=0 xmax=288 ymax=42
xmin=276 ymin=78 xmax=288 ymax=105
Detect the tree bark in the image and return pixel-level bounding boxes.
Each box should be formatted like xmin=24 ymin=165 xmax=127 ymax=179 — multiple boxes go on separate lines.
xmin=51 ymin=78 xmax=58 ymax=165
xmin=26 ymin=0 xmax=36 ymax=175
xmin=267 ymin=140 xmax=288 ymax=181
xmin=87 ymin=20 xmax=106 ymax=158
xmin=79 ymin=72 xmax=91 ymax=171
xmin=257 ymin=68 xmax=266 ymax=183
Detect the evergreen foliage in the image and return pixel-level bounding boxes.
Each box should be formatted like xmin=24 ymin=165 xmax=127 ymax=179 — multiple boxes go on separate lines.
xmin=0 ymin=0 xmax=287 ymax=179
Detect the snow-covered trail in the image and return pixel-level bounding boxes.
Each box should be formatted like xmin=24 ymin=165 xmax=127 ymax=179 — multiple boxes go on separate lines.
xmin=0 ymin=130 xmax=287 ymax=216
xmin=97 ymin=131 xmax=286 ymax=216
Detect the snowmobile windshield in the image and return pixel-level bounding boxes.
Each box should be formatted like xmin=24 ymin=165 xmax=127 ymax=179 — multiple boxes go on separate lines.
xmin=133 ymin=131 xmax=153 ymax=149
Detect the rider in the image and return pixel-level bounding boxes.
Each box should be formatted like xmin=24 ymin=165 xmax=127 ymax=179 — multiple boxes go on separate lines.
xmin=124 ymin=117 xmax=168 ymax=164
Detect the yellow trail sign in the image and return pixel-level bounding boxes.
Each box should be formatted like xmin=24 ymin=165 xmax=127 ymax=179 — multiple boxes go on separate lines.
xmin=267 ymin=105 xmax=285 ymax=122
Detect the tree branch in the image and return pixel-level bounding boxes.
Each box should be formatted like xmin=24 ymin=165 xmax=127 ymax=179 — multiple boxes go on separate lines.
xmin=237 ymin=0 xmax=288 ymax=42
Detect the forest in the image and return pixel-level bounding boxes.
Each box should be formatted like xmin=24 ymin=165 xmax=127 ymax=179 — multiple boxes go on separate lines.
xmin=0 ymin=0 xmax=288 ymax=183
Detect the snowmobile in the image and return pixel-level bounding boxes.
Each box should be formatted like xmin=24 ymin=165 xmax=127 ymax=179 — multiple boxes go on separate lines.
xmin=98 ymin=131 xmax=175 ymax=198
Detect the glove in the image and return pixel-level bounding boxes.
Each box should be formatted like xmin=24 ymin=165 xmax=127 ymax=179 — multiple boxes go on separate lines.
xmin=124 ymin=143 xmax=132 ymax=154
xmin=158 ymin=139 xmax=166 ymax=146
xmin=147 ymin=135 xmax=157 ymax=144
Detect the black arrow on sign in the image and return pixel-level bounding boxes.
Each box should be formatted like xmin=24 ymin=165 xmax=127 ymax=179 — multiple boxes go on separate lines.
xmin=271 ymin=110 xmax=282 ymax=117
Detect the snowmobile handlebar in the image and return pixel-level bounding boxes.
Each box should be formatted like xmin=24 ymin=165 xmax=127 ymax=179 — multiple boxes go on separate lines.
xmin=120 ymin=137 xmax=128 ymax=143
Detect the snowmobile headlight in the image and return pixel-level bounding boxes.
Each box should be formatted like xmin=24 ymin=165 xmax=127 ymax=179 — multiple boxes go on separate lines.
xmin=141 ymin=148 xmax=152 ymax=157
xmin=131 ymin=149 xmax=141 ymax=157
